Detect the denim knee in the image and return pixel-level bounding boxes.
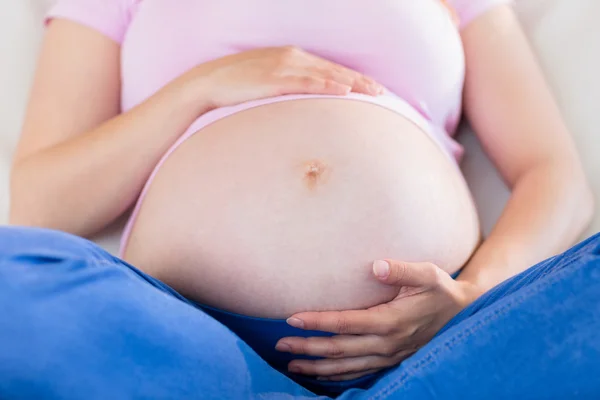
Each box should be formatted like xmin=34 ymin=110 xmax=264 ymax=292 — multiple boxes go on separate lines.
xmin=0 ymin=226 xmax=113 ymax=265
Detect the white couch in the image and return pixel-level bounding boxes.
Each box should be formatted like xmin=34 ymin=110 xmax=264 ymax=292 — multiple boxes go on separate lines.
xmin=1 ymin=0 xmax=599 ymax=255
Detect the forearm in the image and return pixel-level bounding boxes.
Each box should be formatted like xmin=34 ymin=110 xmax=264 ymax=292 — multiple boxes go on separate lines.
xmin=457 ymin=161 xmax=594 ymax=291
xmin=10 ymin=79 xmax=210 ymax=237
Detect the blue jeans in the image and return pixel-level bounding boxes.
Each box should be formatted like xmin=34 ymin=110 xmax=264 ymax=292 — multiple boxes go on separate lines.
xmin=0 ymin=226 xmax=599 ymax=399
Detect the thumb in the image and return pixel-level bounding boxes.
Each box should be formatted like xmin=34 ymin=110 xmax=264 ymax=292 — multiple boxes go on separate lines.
xmin=372 ymin=259 xmax=440 ymax=288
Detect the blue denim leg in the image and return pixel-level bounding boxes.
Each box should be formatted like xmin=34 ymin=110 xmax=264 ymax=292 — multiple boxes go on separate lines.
xmin=3 ymin=226 xmax=600 ymax=399
xmin=338 ymin=233 xmax=600 ymax=399
xmin=0 ymin=227 xmax=320 ymax=400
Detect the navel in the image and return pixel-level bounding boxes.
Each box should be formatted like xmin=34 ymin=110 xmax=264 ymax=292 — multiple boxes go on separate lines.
xmin=302 ymin=159 xmax=328 ymax=190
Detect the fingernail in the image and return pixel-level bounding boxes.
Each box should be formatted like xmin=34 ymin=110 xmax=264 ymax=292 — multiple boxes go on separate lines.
xmin=373 ymin=260 xmax=390 ymax=278
xmin=369 ymin=83 xmax=381 ymax=94
xmin=288 ymin=365 xmax=302 ymax=374
xmin=286 ymin=317 xmax=305 ymax=329
xmin=275 ymin=342 xmax=292 ymax=353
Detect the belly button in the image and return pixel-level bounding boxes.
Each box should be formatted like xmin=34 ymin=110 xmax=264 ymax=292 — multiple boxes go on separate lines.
xmin=303 ymin=159 xmax=328 ymax=190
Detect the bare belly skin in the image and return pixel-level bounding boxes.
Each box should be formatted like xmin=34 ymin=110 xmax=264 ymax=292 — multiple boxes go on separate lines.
xmin=123 ymin=99 xmax=480 ymax=318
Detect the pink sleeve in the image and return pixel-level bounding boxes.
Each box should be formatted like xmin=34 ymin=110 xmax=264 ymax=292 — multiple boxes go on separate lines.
xmin=449 ymin=0 xmax=514 ymax=30
xmin=45 ymin=0 xmax=137 ymax=44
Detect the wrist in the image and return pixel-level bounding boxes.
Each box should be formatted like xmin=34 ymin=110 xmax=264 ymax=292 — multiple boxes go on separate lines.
xmin=454 ymin=279 xmax=485 ymax=307
xmin=456 ymin=242 xmax=515 ymax=292
xmin=456 ymin=267 xmax=496 ymax=294
xmin=165 ymin=70 xmax=217 ymax=118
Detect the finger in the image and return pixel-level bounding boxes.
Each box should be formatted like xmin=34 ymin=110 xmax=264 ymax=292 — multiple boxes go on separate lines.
xmin=314 ymin=66 xmax=382 ymax=96
xmin=276 ymin=334 xmax=400 ymax=358
xmin=372 ymin=259 xmax=441 ymax=288
xmin=287 ymin=307 xmax=398 ymax=335
xmin=303 ymin=51 xmax=383 ymax=95
xmin=310 ymin=66 xmax=355 ymax=87
xmin=288 ymin=353 xmax=408 ymax=377
xmin=279 ymin=76 xmax=351 ymax=96
xmin=317 ymin=368 xmax=384 ymax=382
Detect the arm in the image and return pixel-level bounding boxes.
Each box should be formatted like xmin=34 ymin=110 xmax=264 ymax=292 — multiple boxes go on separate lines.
xmin=10 ymin=20 xmax=382 ymax=237
xmin=10 ymin=20 xmax=211 ymax=236
xmin=456 ymin=5 xmax=594 ymax=291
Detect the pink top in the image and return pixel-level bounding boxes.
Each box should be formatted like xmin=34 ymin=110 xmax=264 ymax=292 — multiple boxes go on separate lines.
xmin=46 ymin=0 xmax=512 ymax=253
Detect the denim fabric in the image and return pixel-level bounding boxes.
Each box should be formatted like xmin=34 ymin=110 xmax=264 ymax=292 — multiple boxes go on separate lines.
xmin=0 ymin=226 xmax=599 ymax=399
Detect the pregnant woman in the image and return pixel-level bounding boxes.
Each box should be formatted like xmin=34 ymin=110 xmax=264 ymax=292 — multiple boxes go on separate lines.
xmin=3 ymin=0 xmax=598 ymax=398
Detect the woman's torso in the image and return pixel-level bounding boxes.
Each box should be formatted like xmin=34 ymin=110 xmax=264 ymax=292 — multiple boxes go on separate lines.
xmin=119 ymin=0 xmax=481 ymax=318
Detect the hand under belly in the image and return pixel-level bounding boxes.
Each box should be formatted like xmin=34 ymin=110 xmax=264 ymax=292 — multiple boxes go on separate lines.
xmin=123 ymin=99 xmax=480 ymax=318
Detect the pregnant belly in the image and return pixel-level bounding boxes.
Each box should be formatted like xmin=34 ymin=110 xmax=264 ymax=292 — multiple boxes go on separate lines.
xmin=123 ymin=98 xmax=480 ymax=318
